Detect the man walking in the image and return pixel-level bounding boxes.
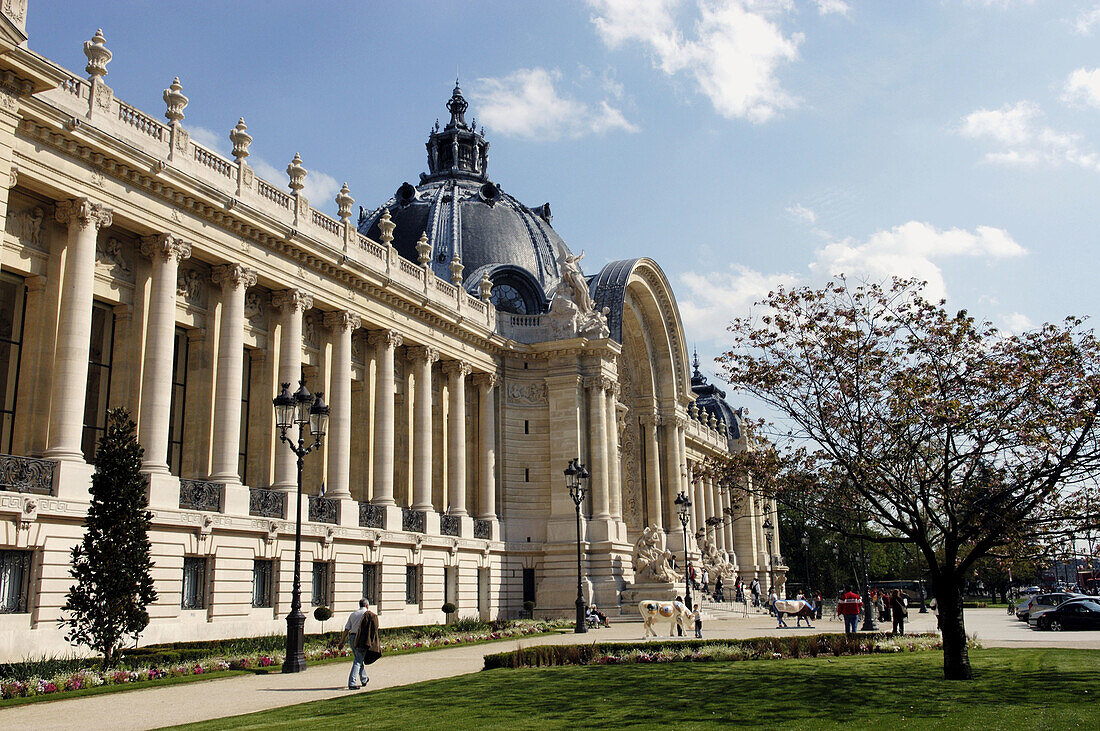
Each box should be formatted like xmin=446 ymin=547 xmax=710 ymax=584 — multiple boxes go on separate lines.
xmin=750 ymin=577 xmax=761 ymax=607
xmin=340 ymin=598 xmax=380 ymax=689
xmin=838 ymin=586 xmax=863 ymax=635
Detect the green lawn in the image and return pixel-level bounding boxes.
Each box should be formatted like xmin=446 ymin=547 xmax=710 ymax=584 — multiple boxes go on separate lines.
xmin=174 ymin=648 xmax=1099 ymax=730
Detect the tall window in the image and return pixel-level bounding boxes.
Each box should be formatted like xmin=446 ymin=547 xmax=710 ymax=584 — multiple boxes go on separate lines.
xmin=443 ymin=566 xmax=455 ymax=605
xmin=181 ymin=557 xmax=207 ymax=609
xmin=0 ymin=550 xmax=31 ymax=613
xmin=81 ymin=302 xmax=115 ymax=462
xmin=311 ymin=561 xmax=332 ymax=607
xmin=405 ymin=565 xmax=421 ymax=606
xmin=0 ymin=273 xmax=26 ymax=455
xmin=238 ymin=347 xmax=252 ymax=485
xmin=252 ymin=559 xmax=274 ymax=608
xmin=167 ymin=327 xmax=188 ymax=476
xmin=362 ymin=563 xmax=379 ymax=607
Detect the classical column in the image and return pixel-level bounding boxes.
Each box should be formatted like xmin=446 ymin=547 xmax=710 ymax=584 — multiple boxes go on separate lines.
xmin=442 ymin=360 xmax=471 ymax=515
xmin=605 ymin=384 xmax=622 ymax=522
xmin=721 ymin=485 xmax=735 ymax=552
xmin=271 ymin=288 xmax=313 ymax=491
xmin=663 ymin=418 xmax=681 ymax=529
xmin=703 ymin=470 xmax=716 ymax=545
xmin=677 ymin=418 xmax=692 ymax=530
xmin=137 ymin=234 xmax=192 ymax=474
xmin=586 ymin=377 xmax=610 ymax=521
xmin=369 ymin=329 xmax=402 ymax=505
xmin=640 ymin=414 xmax=663 ymax=529
xmin=691 ymin=464 xmax=706 ymax=541
xmin=407 ymin=345 xmax=438 ymax=511
xmin=324 ymin=311 xmax=361 ymax=499
xmin=45 ymin=198 xmax=113 ymax=461
xmin=472 ymin=372 xmax=499 ymax=519
xmin=208 ymin=264 xmax=256 ymax=482
xmin=710 ymin=477 xmax=726 ymax=551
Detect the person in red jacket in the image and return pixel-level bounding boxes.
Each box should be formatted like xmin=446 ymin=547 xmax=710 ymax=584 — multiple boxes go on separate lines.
xmin=838 ymin=586 xmax=863 ymax=635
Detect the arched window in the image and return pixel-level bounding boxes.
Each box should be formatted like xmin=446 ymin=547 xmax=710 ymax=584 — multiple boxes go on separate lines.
xmin=488 ymin=269 xmax=542 ymax=315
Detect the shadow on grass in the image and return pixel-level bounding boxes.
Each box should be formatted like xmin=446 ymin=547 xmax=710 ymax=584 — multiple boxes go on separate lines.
xmin=173 ymin=649 xmax=1100 ymax=730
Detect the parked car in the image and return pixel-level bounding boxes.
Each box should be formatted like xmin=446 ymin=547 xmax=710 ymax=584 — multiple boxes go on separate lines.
xmin=1015 ymin=596 xmax=1034 ymax=621
xmin=1026 ymin=593 xmax=1085 ymax=626
xmin=1033 ymin=599 xmax=1100 ymax=631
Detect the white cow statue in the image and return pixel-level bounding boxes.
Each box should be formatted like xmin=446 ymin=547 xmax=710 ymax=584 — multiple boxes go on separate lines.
xmin=638 ymin=599 xmax=694 ymax=638
xmin=773 ymin=599 xmax=815 ymax=628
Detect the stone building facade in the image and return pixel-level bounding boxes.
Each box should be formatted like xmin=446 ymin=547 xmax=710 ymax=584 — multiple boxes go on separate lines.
xmin=0 ymin=5 xmax=783 ymax=660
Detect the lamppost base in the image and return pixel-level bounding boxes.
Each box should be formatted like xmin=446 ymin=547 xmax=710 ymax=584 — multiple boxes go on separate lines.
xmin=282 ymin=610 xmax=307 ymax=673
xmin=575 ymin=597 xmax=587 ymax=634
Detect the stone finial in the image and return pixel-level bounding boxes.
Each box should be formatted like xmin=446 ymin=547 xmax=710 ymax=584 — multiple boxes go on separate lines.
xmin=336 ymin=182 xmax=354 ymax=222
xmin=415 ymin=232 xmax=431 ymax=265
xmin=84 ymin=29 xmax=111 ymax=81
xmin=478 ymin=270 xmax=493 ymax=302
xmin=689 ymin=402 xmax=698 ymax=419
xmin=163 ymin=77 xmax=188 ymax=123
xmin=286 ymin=153 xmax=306 ymax=194
xmin=377 ymin=209 xmax=395 ymax=246
xmin=230 ymin=118 xmax=252 ymax=161
xmin=449 ymin=255 xmax=464 ymax=286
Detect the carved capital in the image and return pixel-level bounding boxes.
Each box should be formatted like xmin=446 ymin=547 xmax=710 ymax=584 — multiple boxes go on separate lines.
xmin=140 ymin=233 xmax=192 ymax=264
xmin=406 ymin=345 xmax=440 ymax=365
xmin=211 ymin=263 xmax=258 ymax=290
xmin=55 ymin=198 xmax=112 ymax=232
xmin=441 ymin=360 xmax=472 ymax=378
xmin=470 ymin=372 xmax=500 ymax=390
xmin=323 ymin=310 xmax=362 ymax=332
xmin=674 ymin=415 xmax=689 ymax=429
xmin=271 ymin=288 xmax=313 ymax=313
xmin=638 ymin=412 xmax=662 ymax=427
xmin=367 ymin=329 xmax=403 ymax=349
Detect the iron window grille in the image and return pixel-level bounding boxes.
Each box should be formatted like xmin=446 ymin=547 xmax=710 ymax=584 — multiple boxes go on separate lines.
xmin=252 ymin=559 xmax=274 ymax=608
xmin=181 ymin=556 xmax=207 ymax=609
xmin=0 ymin=549 xmax=31 ymax=613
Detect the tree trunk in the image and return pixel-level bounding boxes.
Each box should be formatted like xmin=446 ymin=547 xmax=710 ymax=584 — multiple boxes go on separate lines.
xmin=934 ymin=577 xmax=973 ymax=680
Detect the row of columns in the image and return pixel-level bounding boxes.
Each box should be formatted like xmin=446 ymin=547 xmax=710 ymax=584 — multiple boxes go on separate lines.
xmin=40 ymin=196 xmax=499 ymax=520
xmin=690 ymin=465 xmax=735 ymax=553
xmin=584 ymin=376 xmax=623 ymax=524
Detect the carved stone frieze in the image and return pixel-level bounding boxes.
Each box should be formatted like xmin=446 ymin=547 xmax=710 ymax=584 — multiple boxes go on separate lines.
xmin=96 ymin=236 xmax=132 ymax=280
xmin=506 ymin=382 xmax=548 ymax=405
xmin=4 ymin=206 xmax=45 ymax=250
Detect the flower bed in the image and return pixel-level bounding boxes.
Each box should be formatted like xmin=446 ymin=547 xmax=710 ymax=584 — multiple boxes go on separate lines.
xmin=0 ymin=619 xmax=569 ymax=701
xmin=483 ymin=633 xmax=946 ymax=670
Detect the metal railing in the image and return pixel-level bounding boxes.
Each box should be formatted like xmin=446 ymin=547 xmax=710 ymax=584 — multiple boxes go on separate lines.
xmin=359 ymin=502 xmax=384 ymax=528
xmin=402 ymin=508 xmax=425 ymax=533
xmin=0 ymin=454 xmax=56 ymax=495
xmin=308 ymin=495 xmax=338 ymax=524
xmin=178 ymin=478 xmax=224 ymax=512
xmin=474 ymin=518 xmax=492 ymax=540
xmin=441 ymin=515 xmax=461 ymax=537
xmin=249 ymin=488 xmax=287 ymax=519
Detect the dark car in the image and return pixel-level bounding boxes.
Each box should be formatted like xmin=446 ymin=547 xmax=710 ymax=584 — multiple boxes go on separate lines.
xmin=1034 ymin=599 xmax=1100 ymax=631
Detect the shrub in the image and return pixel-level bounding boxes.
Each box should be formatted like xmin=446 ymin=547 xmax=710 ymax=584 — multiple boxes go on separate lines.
xmin=442 ymin=602 xmax=457 ymax=615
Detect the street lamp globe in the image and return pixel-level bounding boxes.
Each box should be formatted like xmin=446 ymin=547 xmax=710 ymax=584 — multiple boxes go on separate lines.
xmin=309 ymin=393 xmax=329 ymax=439
xmin=293 ymin=378 xmax=312 ymax=425
xmin=273 ymin=382 xmax=295 ymax=432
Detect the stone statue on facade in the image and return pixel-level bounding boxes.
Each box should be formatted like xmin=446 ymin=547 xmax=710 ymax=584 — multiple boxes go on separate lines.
xmin=631 ymin=524 xmax=682 ymax=584
xmin=698 ymin=535 xmax=738 ymax=581
xmin=547 ymin=249 xmax=610 ymax=340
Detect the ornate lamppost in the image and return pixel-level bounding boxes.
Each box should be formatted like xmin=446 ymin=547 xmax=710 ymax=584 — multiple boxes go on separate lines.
xmin=801 ymin=530 xmax=811 ymax=595
xmin=564 ymin=458 xmax=590 ymax=634
xmin=762 ymin=517 xmax=775 ymax=595
xmin=831 ymin=542 xmax=840 ymax=599
xmin=272 ymin=379 xmax=329 ymax=673
xmin=857 ymin=516 xmax=877 ymax=632
xmin=674 ymin=491 xmax=693 ymax=607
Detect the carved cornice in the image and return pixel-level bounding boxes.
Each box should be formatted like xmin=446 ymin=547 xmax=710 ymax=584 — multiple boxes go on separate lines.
xmin=406 ymin=345 xmax=440 ymax=365
xmin=140 ymin=232 xmax=192 ymax=263
xmin=211 ymin=263 xmax=258 ymax=290
xmin=323 ymin=310 xmax=362 ymax=332
xmin=367 ymin=329 xmax=403 ymax=349
xmin=271 ymin=288 xmax=313 ymax=313
xmin=638 ymin=413 xmax=662 ymax=427
xmin=54 ymin=197 xmax=111 ymax=231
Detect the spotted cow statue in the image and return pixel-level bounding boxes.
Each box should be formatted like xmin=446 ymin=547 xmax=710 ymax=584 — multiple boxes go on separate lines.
xmin=638 ymin=599 xmax=694 ymax=638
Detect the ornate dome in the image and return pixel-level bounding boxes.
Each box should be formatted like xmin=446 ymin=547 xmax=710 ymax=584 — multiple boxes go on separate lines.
xmin=690 ymin=349 xmax=742 ymax=445
xmin=358 ymin=81 xmax=572 ymax=315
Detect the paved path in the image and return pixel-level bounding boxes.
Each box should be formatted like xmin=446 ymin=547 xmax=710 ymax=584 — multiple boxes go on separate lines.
xmin=1 ymin=607 xmax=1094 ymax=730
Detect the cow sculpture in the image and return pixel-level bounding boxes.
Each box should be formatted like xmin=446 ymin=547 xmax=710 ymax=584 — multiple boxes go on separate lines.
xmin=638 ymin=599 xmax=694 ymax=638
xmin=773 ymin=599 xmax=815 ymax=628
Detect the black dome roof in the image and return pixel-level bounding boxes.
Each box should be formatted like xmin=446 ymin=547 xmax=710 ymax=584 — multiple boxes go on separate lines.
xmin=358 ymin=82 xmax=573 ymax=313
xmin=690 ymin=349 xmax=741 ymax=445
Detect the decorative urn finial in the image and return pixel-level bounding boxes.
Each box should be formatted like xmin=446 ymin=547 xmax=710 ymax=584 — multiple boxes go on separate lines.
xmin=446 ymin=77 xmax=469 ymax=128
xmin=449 ymin=255 xmax=464 ymax=286
xmin=336 ymin=183 xmax=354 ymax=222
xmin=377 ymin=209 xmax=395 ymax=246
xmin=286 ymin=152 xmax=307 ymax=194
xmin=415 ymin=232 xmax=431 ymax=265
xmin=163 ymin=77 xmax=188 ymax=123
xmin=84 ymin=29 xmax=111 ymax=81
xmin=230 ymin=118 xmax=252 ymax=161
xmin=478 ymin=271 xmax=493 ymax=302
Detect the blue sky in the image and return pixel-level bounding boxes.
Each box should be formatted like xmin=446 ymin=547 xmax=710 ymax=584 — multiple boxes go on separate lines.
xmin=31 ymin=1 xmax=1100 ymax=394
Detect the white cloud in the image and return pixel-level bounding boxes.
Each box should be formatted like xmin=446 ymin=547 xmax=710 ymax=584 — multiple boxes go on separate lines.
xmin=958 ymin=101 xmax=1100 ymax=172
xmin=815 ymin=0 xmax=850 ymax=15
xmin=588 ymin=0 xmax=802 ymax=122
xmin=1074 ymin=5 xmax=1100 ymax=35
xmin=785 ymin=203 xmax=816 ymax=224
xmin=809 ymin=221 xmax=1025 ymax=302
xmin=189 ymin=125 xmax=228 ymax=154
xmin=252 ymin=158 xmax=341 ymax=210
xmin=965 ymin=0 xmax=1036 ymax=6
xmin=1063 ymin=68 xmax=1100 ymax=109
xmin=472 ymin=68 xmax=638 ymax=140
xmin=678 ymin=220 xmax=1026 ymax=343
xmin=999 ymin=312 xmax=1034 ymax=333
